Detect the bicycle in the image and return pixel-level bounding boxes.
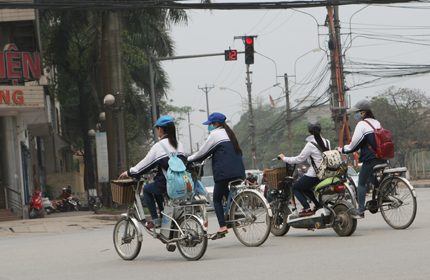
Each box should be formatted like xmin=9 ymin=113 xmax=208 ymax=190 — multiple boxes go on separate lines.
xmin=357 ymin=163 xmax=417 ymax=229
xmin=112 ymin=177 xmax=209 ymax=261
xmin=190 ymin=163 xmax=273 ymax=247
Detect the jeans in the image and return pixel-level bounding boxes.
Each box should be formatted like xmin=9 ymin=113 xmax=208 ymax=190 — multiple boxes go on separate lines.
xmin=143 ymin=182 xmax=165 ymax=220
xmin=357 ymin=158 xmax=387 ymax=212
xmin=292 ymin=175 xmax=321 ymax=210
xmin=213 ymin=179 xmax=230 ymax=228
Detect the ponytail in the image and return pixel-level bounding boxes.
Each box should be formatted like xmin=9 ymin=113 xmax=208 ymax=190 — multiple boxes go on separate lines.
xmin=218 ymin=122 xmax=243 ymax=155
xmin=310 ymin=127 xmax=328 ymax=152
xmin=163 ymin=122 xmax=178 ymax=149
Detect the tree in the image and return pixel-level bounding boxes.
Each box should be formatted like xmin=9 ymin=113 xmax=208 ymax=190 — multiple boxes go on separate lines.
xmin=371 ymin=86 xmax=430 ymax=166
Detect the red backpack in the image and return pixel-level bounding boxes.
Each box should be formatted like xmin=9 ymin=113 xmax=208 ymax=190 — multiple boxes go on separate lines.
xmin=364 ymin=120 xmax=394 ymax=160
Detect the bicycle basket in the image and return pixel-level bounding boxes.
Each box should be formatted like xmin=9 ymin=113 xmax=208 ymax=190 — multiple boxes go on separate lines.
xmin=266 ymin=168 xmax=287 ymax=190
xmin=111 ymin=179 xmax=136 ymax=204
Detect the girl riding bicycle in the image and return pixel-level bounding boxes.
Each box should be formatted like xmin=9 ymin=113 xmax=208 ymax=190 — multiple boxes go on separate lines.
xmin=278 ymin=119 xmax=329 ymax=216
xmin=119 ymin=116 xmax=187 ymax=228
xmin=187 ymin=112 xmax=245 ymax=238
xmin=337 ymin=99 xmax=387 ymax=219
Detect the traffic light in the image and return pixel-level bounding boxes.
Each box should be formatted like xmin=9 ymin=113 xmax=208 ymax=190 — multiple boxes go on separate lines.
xmin=244 ymin=36 xmax=254 ymax=64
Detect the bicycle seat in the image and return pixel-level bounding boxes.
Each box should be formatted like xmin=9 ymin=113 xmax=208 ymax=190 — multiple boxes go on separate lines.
xmin=373 ymin=163 xmax=388 ymax=171
xmin=179 ymin=199 xmax=207 ymax=206
xmin=229 ymin=178 xmax=244 ymax=187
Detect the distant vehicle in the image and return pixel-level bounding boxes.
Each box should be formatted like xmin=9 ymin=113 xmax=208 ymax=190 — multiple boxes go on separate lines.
xmin=348 ymin=166 xmax=359 ymax=187
xmin=199 ymin=176 xmax=215 ymax=211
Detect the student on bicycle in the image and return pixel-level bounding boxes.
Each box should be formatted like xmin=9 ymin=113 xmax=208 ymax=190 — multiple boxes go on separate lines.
xmin=278 ymin=119 xmax=329 ymax=216
xmin=337 ymin=99 xmax=386 ymax=218
xmin=187 ymin=112 xmax=245 ymax=238
xmin=119 ymin=116 xmax=187 ymax=228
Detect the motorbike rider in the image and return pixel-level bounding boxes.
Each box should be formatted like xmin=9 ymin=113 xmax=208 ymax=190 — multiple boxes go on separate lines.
xmin=60 ymin=188 xmax=70 ymax=211
xmin=187 ymin=112 xmax=245 ymax=239
xmin=278 ymin=119 xmax=329 ymax=216
xmin=337 ymin=99 xmax=387 ymax=219
xmin=119 ymin=116 xmax=187 ymax=229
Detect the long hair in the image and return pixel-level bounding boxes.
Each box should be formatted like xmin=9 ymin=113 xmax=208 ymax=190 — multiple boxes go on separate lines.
xmin=363 ymin=110 xmax=376 ymax=120
xmin=217 ymin=122 xmax=242 ymax=155
xmin=161 ymin=122 xmax=178 ymax=149
xmin=309 ymin=127 xmax=328 ymax=152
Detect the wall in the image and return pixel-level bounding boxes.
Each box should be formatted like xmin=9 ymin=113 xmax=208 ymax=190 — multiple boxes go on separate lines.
xmin=46 ymin=171 xmax=74 ymax=199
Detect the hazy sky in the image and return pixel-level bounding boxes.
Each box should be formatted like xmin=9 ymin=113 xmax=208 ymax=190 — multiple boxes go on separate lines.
xmin=161 ymin=3 xmax=430 ymax=153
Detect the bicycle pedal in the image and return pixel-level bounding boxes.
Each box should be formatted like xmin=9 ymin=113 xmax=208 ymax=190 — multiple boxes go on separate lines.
xmin=166 ymin=244 xmax=176 ymax=252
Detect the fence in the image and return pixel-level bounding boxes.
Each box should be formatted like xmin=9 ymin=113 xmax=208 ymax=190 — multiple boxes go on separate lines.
xmin=408 ymin=151 xmax=430 ymax=180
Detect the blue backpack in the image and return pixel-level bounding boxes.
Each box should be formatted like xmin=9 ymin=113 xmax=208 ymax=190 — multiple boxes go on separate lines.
xmin=159 ymin=142 xmax=194 ymax=199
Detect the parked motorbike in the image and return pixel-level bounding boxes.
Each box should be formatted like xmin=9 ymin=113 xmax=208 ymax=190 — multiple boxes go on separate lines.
xmin=88 ymin=196 xmax=102 ymax=211
xmin=42 ymin=196 xmax=54 ymax=214
xmin=269 ymin=158 xmax=357 ymax=237
xmin=29 ymin=191 xmax=45 ymax=219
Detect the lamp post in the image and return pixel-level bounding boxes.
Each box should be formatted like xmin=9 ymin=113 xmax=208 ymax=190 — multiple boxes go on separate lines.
xmin=254 ymin=83 xmax=281 ymax=101
xmin=219 ymin=86 xmax=247 ymax=111
xmin=103 ymin=92 xmax=128 ymax=177
xmin=293 ymin=47 xmax=322 ymax=84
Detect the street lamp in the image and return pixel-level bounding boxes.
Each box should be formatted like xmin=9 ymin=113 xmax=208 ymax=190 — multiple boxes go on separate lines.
xmin=103 ymin=92 xmax=128 ymax=177
xmin=254 ymin=83 xmax=281 ymax=100
xmin=293 ymin=47 xmax=322 ymax=84
xmin=219 ymin=86 xmax=247 ymax=111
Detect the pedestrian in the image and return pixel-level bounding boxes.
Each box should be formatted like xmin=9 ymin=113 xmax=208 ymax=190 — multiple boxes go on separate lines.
xmin=119 ymin=115 xmax=187 ymax=229
xmin=278 ymin=119 xmax=328 ymax=216
xmin=337 ymin=99 xmax=387 ymax=218
xmin=187 ymin=112 xmax=245 ymax=239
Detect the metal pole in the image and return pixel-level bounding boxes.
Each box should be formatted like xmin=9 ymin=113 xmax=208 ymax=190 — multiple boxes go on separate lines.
xmin=148 ymin=56 xmax=159 ymax=143
xmin=115 ymin=110 xmax=121 ymax=177
xmin=187 ymin=111 xmax=193 ymax=154
xmin=246 ymin=64 xmax=256 ymax=169
xmin=285 ymin=73 xmax=293 ymax=157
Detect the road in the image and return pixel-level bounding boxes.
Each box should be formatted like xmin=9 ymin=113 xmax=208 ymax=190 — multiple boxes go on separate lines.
xmin=1 ymin=189 xmax=429 ymax=280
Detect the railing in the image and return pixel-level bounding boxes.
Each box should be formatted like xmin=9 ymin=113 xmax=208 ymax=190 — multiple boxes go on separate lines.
xmin=4 ymin=186 xmax=23 ymax=217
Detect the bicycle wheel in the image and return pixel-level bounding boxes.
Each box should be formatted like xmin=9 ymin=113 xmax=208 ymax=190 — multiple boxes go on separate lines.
xmin=176 ymin=216 xmax=208 ymax=261
xmin=270 ymin=207 xmax=290 ymax=236
xmin=229 ymin=191 xmax=271 ymax=247
xmin=378 ymin=176 xmax=417 ymax=229
xmin=113 ymin=217 xmax=142 ymax=260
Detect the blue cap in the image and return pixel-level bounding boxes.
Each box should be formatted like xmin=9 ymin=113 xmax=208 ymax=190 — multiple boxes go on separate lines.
xmin=202 ymin=112 xmax=226 ymax=125
xmin=153 ymin=115 xmax=174 ymax=129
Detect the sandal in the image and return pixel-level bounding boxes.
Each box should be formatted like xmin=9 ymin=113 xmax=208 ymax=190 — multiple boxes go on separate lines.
xmin=211 ymin=230 xmax=228 ymax=240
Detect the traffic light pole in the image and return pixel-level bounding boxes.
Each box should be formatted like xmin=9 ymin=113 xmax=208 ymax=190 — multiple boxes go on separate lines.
xmin=246 ymin=64 xmax=256 ymax=169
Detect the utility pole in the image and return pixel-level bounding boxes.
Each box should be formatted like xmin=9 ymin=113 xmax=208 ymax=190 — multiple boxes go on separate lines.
xmin=186 ymin=109 xmax=193 ymax=154
xmin=246 ymin=64 xmax=256 ymax=169
xmin=284 ymin=73 xmax=293 ymax=157
xmin=327 ymin=5 xmax=350 ymax=147
xmin=198 ymin=84 xmax=214 ymax=119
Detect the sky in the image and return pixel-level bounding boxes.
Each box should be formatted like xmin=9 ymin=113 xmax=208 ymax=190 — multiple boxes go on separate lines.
xmin=160 ymin=2 xmax=430 ymax=154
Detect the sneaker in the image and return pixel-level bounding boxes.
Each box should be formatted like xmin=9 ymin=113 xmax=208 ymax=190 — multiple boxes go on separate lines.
xmin=153 ymin=218 xmax=162 ymax=228
xmin=299 ymin=208 xmax=315 ymax=217
xmin=146 ymin=221 xmax=154 ymax=229
xmin=353 ymin=210 xmax=365 ymax=219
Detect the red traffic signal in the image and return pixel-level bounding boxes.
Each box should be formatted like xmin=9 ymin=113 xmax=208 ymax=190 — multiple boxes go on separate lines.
xmin=244 ymin=36 xmax=254 ymax=64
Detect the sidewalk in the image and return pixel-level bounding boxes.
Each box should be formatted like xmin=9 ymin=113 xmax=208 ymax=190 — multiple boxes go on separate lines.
xmin=409 ymin=179 xmax=430 ymax=188
xmin=0 ymin=212 xmax=123 ymax=238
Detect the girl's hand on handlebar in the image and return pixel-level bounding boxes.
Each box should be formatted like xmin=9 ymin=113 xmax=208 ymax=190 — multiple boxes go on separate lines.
xmin=278 ymin=154 xmax=285 ymax=161
xmin=119 ymin=171 xmax=128 ymax=179
xmin=336 ymin=147 xmax=342 ymax=153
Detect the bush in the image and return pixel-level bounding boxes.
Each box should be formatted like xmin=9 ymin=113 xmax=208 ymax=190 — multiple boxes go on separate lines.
xmin=43 ymin=184 xmax=55 ymax=200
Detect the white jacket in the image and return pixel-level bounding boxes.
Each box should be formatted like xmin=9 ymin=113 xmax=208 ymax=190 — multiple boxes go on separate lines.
xmin=282 ymin=135 xmax=331 ymax=178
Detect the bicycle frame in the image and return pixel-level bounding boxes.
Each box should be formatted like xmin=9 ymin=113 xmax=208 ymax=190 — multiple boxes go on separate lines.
xmin=122 ymin=179 xmax=207 ymax=244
